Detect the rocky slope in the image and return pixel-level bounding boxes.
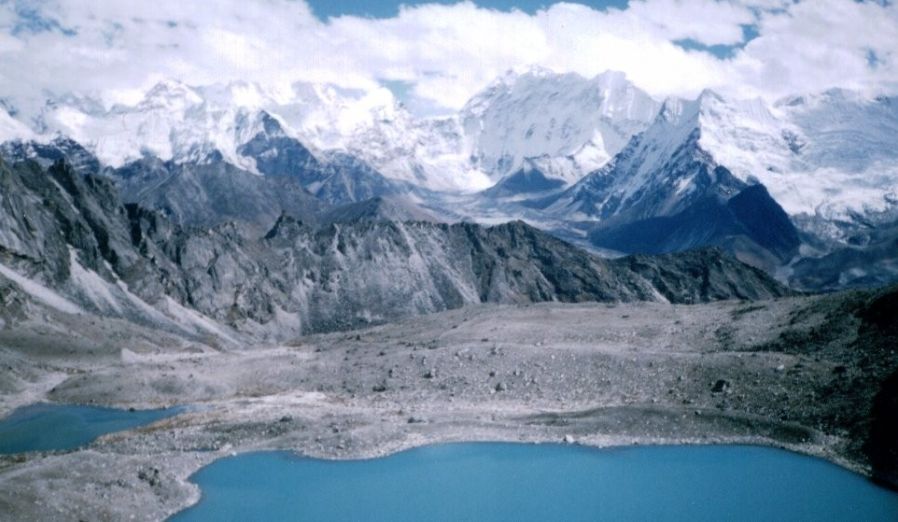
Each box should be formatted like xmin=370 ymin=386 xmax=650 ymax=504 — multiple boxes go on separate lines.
xmin=0 ymin=284 xmax=895 ymax=520
xmin=0 ymin=157 xmax=790 ymax=341
xmin=114 ymin=155 xmax=326 ymax=232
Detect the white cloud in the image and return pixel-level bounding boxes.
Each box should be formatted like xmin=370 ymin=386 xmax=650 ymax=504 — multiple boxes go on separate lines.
xmin=726 ymin=0 xmax=898 ymax=99
xmin=0 ymin=0 xmax=896 ymax=117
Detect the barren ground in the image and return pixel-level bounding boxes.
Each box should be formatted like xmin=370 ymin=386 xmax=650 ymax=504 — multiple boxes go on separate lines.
xmin=0 ymin=292 xmax=895 ymax=521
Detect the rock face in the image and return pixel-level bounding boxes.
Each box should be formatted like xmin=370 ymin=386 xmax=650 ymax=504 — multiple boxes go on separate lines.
xmin=0 ymin=157 xmax=789 ymax=339
xmin=235 ymin=112 xmax=406 ymax=206
xmin=589 ymin=184 xmax=801 ymax=269
xmin=114 ymin=154 xmax=326 ymax=232
xmin=788 ymin=220 xmax=898 ymax=291
xmin=863 ymin=287 xmax=898 ymax=480
xmin=320 ymin=196 xmax=439 ymax=225
xmin=0 ymin=137 xmax=100 ymax=176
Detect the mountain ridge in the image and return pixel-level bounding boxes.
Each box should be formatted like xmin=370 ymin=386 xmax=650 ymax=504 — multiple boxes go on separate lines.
xmin=0 ymin=156 xmax=791 ymax=341
xmin=1 ymin=68 xmax=897 ymax=291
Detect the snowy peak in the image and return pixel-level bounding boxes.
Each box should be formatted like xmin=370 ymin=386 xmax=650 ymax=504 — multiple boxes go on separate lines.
xmin=592 ymin=70 xmax=660 ymax=122
xmin=33 ymin=81 xmax=303 ymax=173
xmin=551 ymin=85 xmax=898 ymax=253
xmin=547 ymin=91 xmax=758 ymax=224
xmin=2 ymin=69 xmax=896 ymax=234
xmin=137 ymin=79 xmax=203 ymax=111
xmin=1 ymin=69 xmax=660 ymax=194
xmin=461 ymin=68 xmax=660 ymax=184
xmin=688 ymin=88 xmax=898 ymax=223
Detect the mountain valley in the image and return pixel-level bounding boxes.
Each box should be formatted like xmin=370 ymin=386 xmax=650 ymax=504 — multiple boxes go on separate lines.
xmin=1 ymin=64 xmax=897 ymax=520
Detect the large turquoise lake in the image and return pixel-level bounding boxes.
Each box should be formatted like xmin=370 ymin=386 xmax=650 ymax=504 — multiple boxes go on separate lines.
xmin=0 ymin=403 xmax=182 ymax=454
xmin=172 ymin=442 xmax=898 ymax=521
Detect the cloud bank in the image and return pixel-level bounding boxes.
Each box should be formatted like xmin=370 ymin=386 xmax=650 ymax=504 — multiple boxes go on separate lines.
xmin=0 ymin=0 xmax=896 ymax=115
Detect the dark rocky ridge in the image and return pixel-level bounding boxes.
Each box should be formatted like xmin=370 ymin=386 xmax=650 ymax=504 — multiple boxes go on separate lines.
xmin=0 ymin=137 xmax=100 ymax=177
xmin=789 ymin=220 xmax=898 ymax=291
xmin=320 ymin=196 xmax=439 ymax=225
xmin=236 ymin=111 xmax=406 ymax=206
xmin=589 ymin=184 xmax=801 ymax=270
xmin=482 ymin=166 xmax=566 ymax=198
xmin=113 ymin=154 xmax=326 ymax=232
xmin=0 ymin=157 xmax=790 ymax=339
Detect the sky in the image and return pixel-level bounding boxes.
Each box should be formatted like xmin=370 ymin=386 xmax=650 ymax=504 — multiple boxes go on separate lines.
xmin=0 ymin=0 xmax=896 ymax=117
xmin=305 ymin=0 xmax=629 ymax=19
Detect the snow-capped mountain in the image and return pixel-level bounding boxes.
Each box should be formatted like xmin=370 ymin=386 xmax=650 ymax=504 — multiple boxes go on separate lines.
xmin=681 ymin=88 xmax=898 ymax=232
xmin=16 ymin=79 xmax=489 ymax=193
xmin=546 ymin=87 xmax=898 ymax=241
xmin=257 ymin=83 xmax=491 ymax=192
xmin=2 ymin=68 xmax=898 ymax=290
xmin=6 ymin=69 xmax=897 ymax=221
xmin=1 ymin=69 xmax=665 ymax=196
xmin=33 ymin=80 xmax=275 ymax=173
xmin=544 ymin=91 xmax=743 ymax=222
xmin=461 ymin=67 xmax=660 ymax=186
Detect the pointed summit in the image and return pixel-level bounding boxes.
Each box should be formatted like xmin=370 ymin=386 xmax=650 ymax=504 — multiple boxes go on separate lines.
xmin=139 ymin=79 xmax=202 ymax=110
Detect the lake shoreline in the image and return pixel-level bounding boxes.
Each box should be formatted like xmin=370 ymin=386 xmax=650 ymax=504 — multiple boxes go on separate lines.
xmin=0 ymin=400 xmax=873 ymax=521
xmin=170 ymin=443 xmax=898 ymax=521
xmin=0 ymin=294 xmax=896 ymax=520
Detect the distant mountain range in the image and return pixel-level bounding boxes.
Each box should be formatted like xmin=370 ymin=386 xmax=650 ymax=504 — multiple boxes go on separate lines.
xmin=1 ymin=67 xmax=897 ymax=291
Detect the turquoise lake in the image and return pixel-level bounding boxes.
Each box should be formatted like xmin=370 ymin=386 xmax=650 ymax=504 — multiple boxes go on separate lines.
xmin=172 ymin=442 xmax=898 ymax=521
xmin=0 ymin=402 xmax=182 ymax=454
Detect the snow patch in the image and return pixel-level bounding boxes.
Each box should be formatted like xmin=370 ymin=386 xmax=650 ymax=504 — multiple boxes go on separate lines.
xmin=67 ymin=249 xmax=122 ymax=314
xmin=160 ymin=296 xmax=240 ymax=345
xmin=0 ymin=262 xmax=82 ymax=315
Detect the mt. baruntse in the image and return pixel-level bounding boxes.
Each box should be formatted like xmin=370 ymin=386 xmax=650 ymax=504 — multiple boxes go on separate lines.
xmin=1 ymin=67 xmax=897 ymax=292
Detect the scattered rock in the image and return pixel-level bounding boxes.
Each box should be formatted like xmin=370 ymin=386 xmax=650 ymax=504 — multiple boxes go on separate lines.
xmin=711 ymin=379 xmax=731 ymax=393
xmin=137 ymin=467 xmax=161 ymax=487
xmin=495 ymin=382 xmax=507 ymax=392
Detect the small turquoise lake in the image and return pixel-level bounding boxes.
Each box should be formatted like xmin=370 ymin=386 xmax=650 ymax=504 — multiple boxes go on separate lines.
xmin=172 ymin=443 xmax=898 ymax=521
xmin=0 ymin=403 xmax=182 ymax=454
